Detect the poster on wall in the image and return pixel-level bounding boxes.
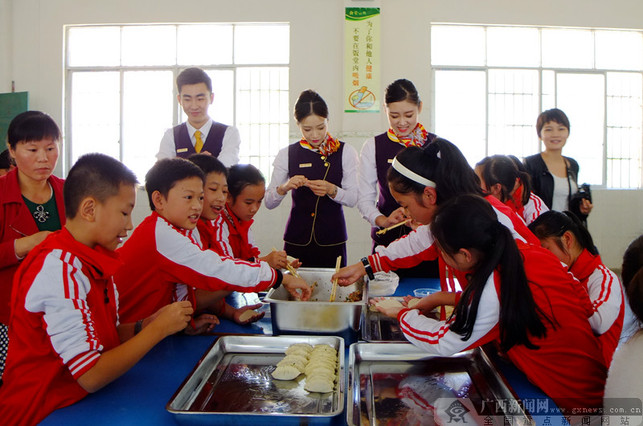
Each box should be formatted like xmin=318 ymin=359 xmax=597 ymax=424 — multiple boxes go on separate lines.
xmin=344 ymin=7 xmax=380 ymax=113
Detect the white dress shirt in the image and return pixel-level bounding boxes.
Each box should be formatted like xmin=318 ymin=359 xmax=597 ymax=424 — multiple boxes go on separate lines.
xmin=357 ymin=136 xmax=383 ymax=226
xmin=264 ymin=142 xmax=359 ymax=209
xmin=156 ymin=118 xmax=241 ymax=167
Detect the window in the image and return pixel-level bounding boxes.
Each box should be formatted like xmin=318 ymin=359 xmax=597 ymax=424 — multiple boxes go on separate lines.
xmin=65 ymin=23 xmax=289 ymax=181
xmin=431 ymin=24 xmax=643 ymax=189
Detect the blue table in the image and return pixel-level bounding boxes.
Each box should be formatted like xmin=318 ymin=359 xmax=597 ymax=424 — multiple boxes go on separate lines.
xmin=42 ymin=278 xmax=563 ymax=425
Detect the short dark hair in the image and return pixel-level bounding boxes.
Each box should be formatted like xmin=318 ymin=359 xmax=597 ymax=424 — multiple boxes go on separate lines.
xmin=188 ymin=153 xmax=228 ymax=178
xmin=227 ymin=164 xmax=265 ymax=201
xmin=145 ymin=158 xmax=205 ymax=211
xmin=7 ymin=111 xmax=61 ymax=149
xmin=385 ymin=79 xmax=421 ymax=106
xmin=176 ymin=67 xmax=212 ymax=93
xmin=64 ymin=153 xmax=138 ymax=219
xmin=536 ymin=108 xmax=570 ymax=138
xmin=622 ymin=235 xmax=643 ymax=288
xmin=0 ymin=149 xmax=13 ymax=169
xmin=293 ymin=89 xmax=329 ymax=122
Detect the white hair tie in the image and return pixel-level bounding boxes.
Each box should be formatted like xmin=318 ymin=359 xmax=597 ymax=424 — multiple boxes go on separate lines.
xmin=391 ymin=158 xmax=436 ymax=188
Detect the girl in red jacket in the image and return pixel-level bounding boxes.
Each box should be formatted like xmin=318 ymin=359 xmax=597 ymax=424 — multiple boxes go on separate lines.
xmin=529 ymin=210 xmax=632 ymax=366
xmin=376 ymin=195 xmax=606 ymax=412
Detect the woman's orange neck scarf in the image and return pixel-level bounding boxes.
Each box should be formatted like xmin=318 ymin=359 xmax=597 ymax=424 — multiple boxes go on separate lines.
xmin=299 ymin=133 xmax=340 ymax=157
xmin=387 ymin=123 xmax=429 ymax=147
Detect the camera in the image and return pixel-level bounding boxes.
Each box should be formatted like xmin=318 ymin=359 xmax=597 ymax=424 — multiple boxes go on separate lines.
xmin=577 ymin=183 xmax=592 ymax=203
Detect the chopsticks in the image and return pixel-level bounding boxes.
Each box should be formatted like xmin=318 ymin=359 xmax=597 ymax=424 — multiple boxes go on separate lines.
xmin=273 ymin=247 xmax=301 ymax=279
xmin=329 ymin=255 xmax=341 ymax=302
xmin=375 ymin=219 xmax=411 ymax=235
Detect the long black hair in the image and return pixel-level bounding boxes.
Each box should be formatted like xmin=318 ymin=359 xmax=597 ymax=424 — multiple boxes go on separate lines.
xmin=387 ymin=138 xmax=484 ymax=205
xmin=528 ymin=210 xmax=598 ymax=256
xmin=431 ymin=194 xmax=548 ymax=351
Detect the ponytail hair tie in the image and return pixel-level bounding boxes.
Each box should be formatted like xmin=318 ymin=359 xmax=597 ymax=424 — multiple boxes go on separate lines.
xmin=391 ymin=157 xmax=436 ymax=188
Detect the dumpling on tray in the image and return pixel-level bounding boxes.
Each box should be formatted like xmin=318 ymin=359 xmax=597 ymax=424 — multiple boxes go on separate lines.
xmin=272 ymin=364 xmax=301 ymax=381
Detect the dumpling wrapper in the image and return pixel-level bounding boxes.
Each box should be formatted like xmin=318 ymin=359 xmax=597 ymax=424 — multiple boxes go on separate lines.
xmin=407 ymin=298 xmax=420 ymax=309
xmin=374 ymin=298 xmax=404 ymax=310
xmin=272 ymin=365 xmax=301 ymax=381
xmin=238 ymin=309 xmax=258 ymax=322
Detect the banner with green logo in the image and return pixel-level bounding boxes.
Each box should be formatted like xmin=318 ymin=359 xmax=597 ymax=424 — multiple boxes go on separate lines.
xmin=344 ymin=7 xmax=380 ymax=113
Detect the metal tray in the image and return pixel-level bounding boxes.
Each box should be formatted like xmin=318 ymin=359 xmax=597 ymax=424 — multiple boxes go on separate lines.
xmin=264 ymin=268 xmax=366 ymax=339
xmin=347 ymin=342 xmax=532 ymax=426
xmin=361 ymin=298 xmax=440 ymax=342
xmin=167 ymin=335 xmax=345 ymax=424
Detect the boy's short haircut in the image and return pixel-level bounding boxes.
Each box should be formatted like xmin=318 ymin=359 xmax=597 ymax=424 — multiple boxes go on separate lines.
xmin=7 ymin=111 xmax=61 ymax=148
xmin=227 ymin=164 xmax=265 ymax=200
xmin=0 ymin=149 xmax=13 ymax=169
xmin=64 ymin=153 xmax=138 ymax=219
xmin=176 ymin=67 xmax=212 ymax=93
xmin=188 ymin=153 xmax=228 ymax=178
xmin=145 ymin=158 xmax=205 ymax=210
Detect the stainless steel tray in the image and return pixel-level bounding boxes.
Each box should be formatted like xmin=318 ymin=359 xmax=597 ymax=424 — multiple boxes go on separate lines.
xmin=167 ymin=335 xmax=345 ymax=423
xmin=361 ymin=298 xmax=439 ymax=342
xmin=264 ymin=267 xmax=366 ymax=337
xmin=347 ymin=342 xmax=533 ymax=426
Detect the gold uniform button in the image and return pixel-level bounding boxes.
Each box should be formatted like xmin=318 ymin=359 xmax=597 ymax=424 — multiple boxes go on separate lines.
xmin=324 ymin=162 xmax=329 ymax=167
xmin=311 ymin=213 xmax=315 ymax=217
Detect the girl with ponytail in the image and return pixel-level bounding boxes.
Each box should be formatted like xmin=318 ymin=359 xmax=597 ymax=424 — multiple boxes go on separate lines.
xmin=357 ymin=79 xmax=439 ymax=277
xmin=334 ymin=138 xmax=538 ymax=302
xmin=529 ymin=210 xmax=633 ymax=365
xmin=382 ymin=195 xmax=606 ymax=411
xmin=475 ymin=155 xmax=548 ymax=225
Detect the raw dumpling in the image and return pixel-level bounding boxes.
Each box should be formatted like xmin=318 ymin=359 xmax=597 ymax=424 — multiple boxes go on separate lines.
xmin=272 ymin=364 xmax=301 ymax=381
xmin=304 ymin=376 xmax=334 ymax=393
xmin=238 ymin=310 xmax=258 ymax=322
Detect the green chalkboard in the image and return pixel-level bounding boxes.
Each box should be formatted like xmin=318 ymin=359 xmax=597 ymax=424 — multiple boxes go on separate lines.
xmin=0 ymin=92 xmax=29 ymax=149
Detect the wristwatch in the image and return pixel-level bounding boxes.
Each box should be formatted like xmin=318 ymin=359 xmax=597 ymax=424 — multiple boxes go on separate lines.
xmin=361 ymin=256 xmax=375 ymax=280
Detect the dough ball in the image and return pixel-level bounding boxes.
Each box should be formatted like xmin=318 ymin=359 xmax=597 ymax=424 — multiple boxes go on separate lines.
xmin=272 ymin=365 xmax=301 ymax=381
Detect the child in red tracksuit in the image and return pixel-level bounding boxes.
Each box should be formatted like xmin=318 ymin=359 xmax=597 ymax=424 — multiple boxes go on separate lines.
xmin=115 ymin=158 xmax=310 ymax=332
xmin=529 ymin=210 xmax=632 ymax=366
xmin=375 ymin=195 xmax=606 ymax=412
xmin=188 ymin=154 xmax=264 ymax=325
xmin=218 ymin=163 xmax=296 ymax=270
xmin=0 ymin=154 xmax=193 ymax=426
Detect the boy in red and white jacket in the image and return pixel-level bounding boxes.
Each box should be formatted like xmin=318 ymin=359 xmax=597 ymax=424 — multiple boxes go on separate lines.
xmin=0 ymin=154 xmax=193 ymax=426
xmin=115 ymin=158 xmax=309 ymax=330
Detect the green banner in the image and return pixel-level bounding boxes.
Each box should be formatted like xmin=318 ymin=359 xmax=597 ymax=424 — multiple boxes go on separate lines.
xmin=344 ymin=8 xmax=380 ymax=113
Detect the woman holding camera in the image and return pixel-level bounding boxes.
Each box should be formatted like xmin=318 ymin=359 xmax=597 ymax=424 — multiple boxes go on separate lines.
xmin=524 ymin=108 xmax=592 ymax=225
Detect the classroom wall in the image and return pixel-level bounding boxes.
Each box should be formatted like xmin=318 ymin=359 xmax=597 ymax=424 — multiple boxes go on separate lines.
xmin=4 ymin=0 xmax=643 ymax=269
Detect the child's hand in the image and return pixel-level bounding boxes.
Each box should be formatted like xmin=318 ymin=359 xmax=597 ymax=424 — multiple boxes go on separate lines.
xmin=305 ymin=179 xmax=336 ymax=197
xmin=232 ymin=303 xmax=265 ymax=325
xmin=261 ymin=250 xmax=288 ymax=269
xmin=278 ymin=175 xmax=308 ymax=195
xmin=281 ymin=274 xmax=312 ymax=301
xmin=184 ymin=313 xmax=220 ymax=335
xmin=380 ymin=207 xmax=408 ymax=229
xmin=287 ymin=256 xmax=302 ymax=269
xmin=332 ymin=263 xmax=365 ymax=286
xmin=150 ymin=301 xmax=194 ymax=336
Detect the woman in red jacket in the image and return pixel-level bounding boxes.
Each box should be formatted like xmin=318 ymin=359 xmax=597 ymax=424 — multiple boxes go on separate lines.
xmin=0 ymin=111 xmax=65 ymax=380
